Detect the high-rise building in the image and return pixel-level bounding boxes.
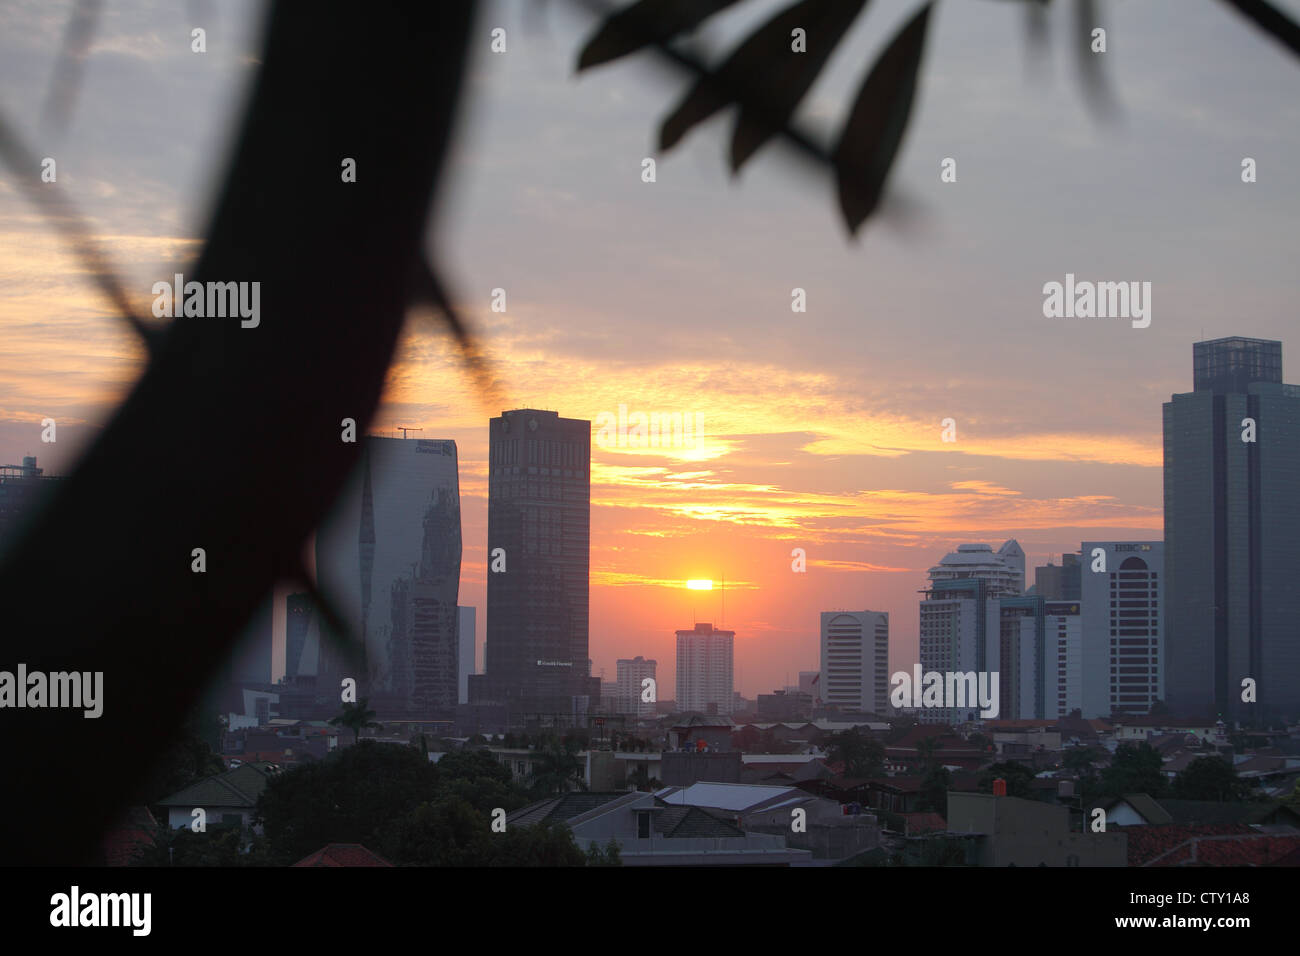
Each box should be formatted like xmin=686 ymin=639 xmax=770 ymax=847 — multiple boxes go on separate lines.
xmin=615 ymin=656 xmax=657 ymax=717
xmin=1080 ymin=541 xmax=1164 ymax=718
xmin=1044 ymin=600 xmax=1083 ymax=719
xmin=470 ymin=409 xmax=595 ymax=713
xmin=819 ymin=611 xmax=889 ymax=715
xmin=0 ymin=456 xmax=61 ymax=558
xmin=285 ymin=592 xmax=313 ymax=680
xmin=916 ymin=542 xmax=1022 ymax=724
xmin=230 ymin=597 xmax=274 ymax=686
xmin=1164 ymin=337 xmax=1300 ymax=722
xmin=1034 ymin=553 xmax=1081 ymax=601
xmin=458 ymin=606 xmax=476 ymax=705
xmin=315 ymin=436 xmax=461 ymax=715
xmin=998 ymin=596 xmax=1044 ymax=721
xmin=675 ymin=623 xmax=734 ymax=715
xmin=926 ymin=541 xmax=1025 ymax=595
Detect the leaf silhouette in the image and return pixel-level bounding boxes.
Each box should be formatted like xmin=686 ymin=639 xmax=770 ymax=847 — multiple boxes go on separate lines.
xmin=661 ymin=0 xmax=866 ymax=154
xmin=731 ymin=0 xmax=869 ymax=172
xmin=833 ymin=2 xmax=932 ymax=234
xmin=577 ymin=0 xmax=743 ymax=71
xmin=1074 ymin=0 xmax=1118 ymax=120
xmin=1218 ymin=0 xmax=1300 ymax=59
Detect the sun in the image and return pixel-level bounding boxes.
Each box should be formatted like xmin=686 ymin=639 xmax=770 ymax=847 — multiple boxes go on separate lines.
xmin=686 ymin=579 xmax=713 ymax=591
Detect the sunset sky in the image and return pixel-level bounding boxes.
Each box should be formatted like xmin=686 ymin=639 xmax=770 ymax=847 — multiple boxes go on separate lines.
xmin=2 ymin=0 xmax=1297 ymax=700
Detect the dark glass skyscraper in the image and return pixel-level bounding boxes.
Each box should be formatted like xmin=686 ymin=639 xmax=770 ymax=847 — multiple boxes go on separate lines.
xmin=315 ymin=437 xmax=462 ymax=716
xmin=470 ymin=409 xmax=594 ymax=715
xmin=1164 ymin=337 xmax=1300 ymax=722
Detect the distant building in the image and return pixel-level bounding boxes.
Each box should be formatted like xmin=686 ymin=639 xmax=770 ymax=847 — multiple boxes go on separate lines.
xmin=1081 ymin=541 xmax=1164 ymax=718
xmin=916 ymin=542 xmax=1023 ymax=724
xmin=820 ymin=611 xmax=889 ymax=715
xmin=998 ymin=596 xmax=1044 ymax=721
xmin=0 ymin=456 xmax=61 ymax=558
xmin=615 ymin=656 xmax=657 ymax=717
xmin=675 ymin=623 xmax=734 ymax=715
xmin=285 ymin=592 xmax=314 ymax=680
xmin=1034 ymin=552 xmax=1081 ymax=601
xmin=757 ymin=690 xmax=813 ymax=722
xmin=458 ymin=606 xmax=476 ymax=705
xmin=1044 ymin=600 xmax=1083 ymax=719
xmin=314 ymin=436 xmax=462 ymax=716
xmin=1164 ymin=337 xmax=1300 ymax=722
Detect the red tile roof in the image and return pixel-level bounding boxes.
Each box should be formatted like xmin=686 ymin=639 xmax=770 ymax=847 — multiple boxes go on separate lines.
xmin=1125 ymin=824 xmax=1300 ymax=867
xmin=292 ymin=844 xmax=393 ymax=867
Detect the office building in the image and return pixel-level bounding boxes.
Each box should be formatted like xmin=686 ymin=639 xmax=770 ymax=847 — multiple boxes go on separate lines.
xmin=915 ymin=542 xmax=1022 ymax=724
xmin=470 ymin=409 xmax=596 ymax=714
xmin=1164 ymin=337 xmax=1300 ymax=721
xmin=676 ymin=623 xmax=734 ymax=715
xmin=1044 ymin=600 xmax=1083 ymax=719
xmin=820 ymin=611 xmax=889 ymax=715
xmin=1080 ymin=541 xmax=1164 ymax=718
xmin=315 ymin=436 xmax=462 ymax=715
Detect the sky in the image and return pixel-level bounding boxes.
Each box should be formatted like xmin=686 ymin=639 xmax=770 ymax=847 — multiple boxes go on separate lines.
xmin=1 ymin=0 xmax=1297 ymax=700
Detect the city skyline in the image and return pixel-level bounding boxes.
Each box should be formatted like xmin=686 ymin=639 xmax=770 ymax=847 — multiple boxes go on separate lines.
xmin=2 ymin=1 xmax=1297 ymax=702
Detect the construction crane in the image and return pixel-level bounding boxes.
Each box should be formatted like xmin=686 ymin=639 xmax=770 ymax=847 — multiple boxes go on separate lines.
xmin=395 ymin=426 xmax=423 ymax=439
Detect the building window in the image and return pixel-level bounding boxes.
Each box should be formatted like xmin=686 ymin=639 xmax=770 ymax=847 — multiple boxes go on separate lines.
xmin=637 ymin=811 xmax=651 ymax=839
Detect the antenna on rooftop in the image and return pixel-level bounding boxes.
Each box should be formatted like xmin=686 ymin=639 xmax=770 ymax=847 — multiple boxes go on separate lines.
xmin=396 ymin=426 xmax=423 ymax=439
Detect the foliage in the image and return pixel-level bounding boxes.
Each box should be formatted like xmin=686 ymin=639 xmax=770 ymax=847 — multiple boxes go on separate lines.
xmin=824 ymin=728 xmax=885 ymax=778
xmin=1100 ymin=742 xmax=1167 ymax=799
xmin=256 ymin=741 xmax=439 ymax=863
xmin=977 ymin=761 xmax=1035 ymax=800
xmin=1171 ymin=756 xmax=1250 ymax=802
xmin=329 ymin=698 xmax=382 ymax=745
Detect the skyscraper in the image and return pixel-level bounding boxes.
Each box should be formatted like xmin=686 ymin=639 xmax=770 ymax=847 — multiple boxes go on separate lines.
xmin=916 ymin=542 xmax=1022 ymax=724
xmin=1080 ymin=542 xmax=1164 ymax=718
xmin=675 ymin=623 xmax=734 ymax=715
xmin=1164 ymin=338 xmax=1300 ymax=722
xmin=284 ymin=592 xmax=313 ymax=680
xmin=820 ymin=611 xmax=889 ymax=715
xmin=470 ymin=409 xmax=595 ymax=714
xmin=314 ymin=436 xmax=461 ymax=715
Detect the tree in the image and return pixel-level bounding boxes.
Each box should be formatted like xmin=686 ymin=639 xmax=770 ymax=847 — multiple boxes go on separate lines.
xmin=825 ymin=729 xmax=885 ymax=778
xmin=383 ymin=798 xmax=491 ymax=867
xmin=917 ymin=765 xmax=952 ymax=818
xmin=585 ymin=838 xmax=622 ymax=867
xmin=916 ymin=735 xmax=941 ymax=772
xmin=136 ymin=709 xmax=227 ymax=806
xmin=1172 ymin=756 xmax=1249 ymax=802
xmin=256 ymin=742 xmax=440 ymax=863
xmin=1101 ymin=742 xmax=1167 ymax=799
xmin=977 ymin=761 xmax=1035 ymax=800
xmin=529 ymin=736 xmax=587 ymax=796
xmin=329 ymin=698 xmax=382 ymax=746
